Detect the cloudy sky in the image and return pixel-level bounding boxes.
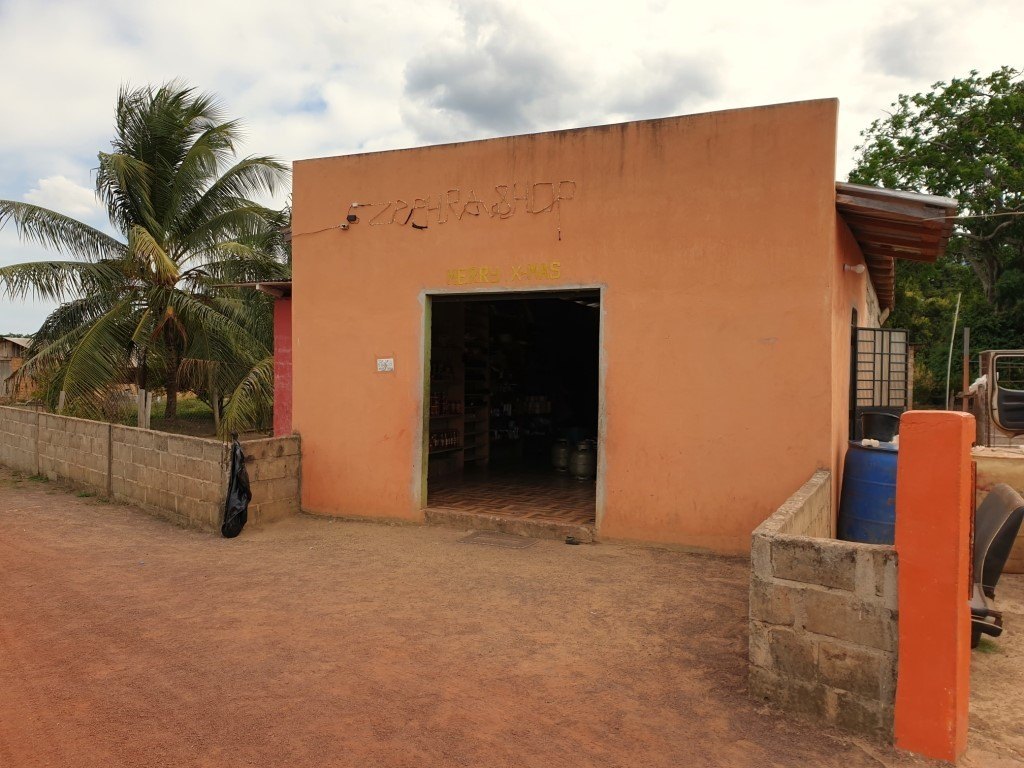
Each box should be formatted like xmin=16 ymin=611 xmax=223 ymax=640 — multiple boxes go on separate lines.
xmin=0 ymin=0 xmax=1021 ymax=331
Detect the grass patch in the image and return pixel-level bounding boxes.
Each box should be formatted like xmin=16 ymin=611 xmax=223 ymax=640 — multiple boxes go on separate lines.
xmin=28 ymin=474 xmax=48 ymax=483
xmin=153 ymin=396 xmax=215 ymax=421
xmin=116 ymin=393 xmax=219 ymax=437
xmin=116 ymin=393 xmax=215 ymax=423
xmin=77 ymin=491 xmax=95 ymax=498
xmin=157 ymin=397 xmax=231 ymax=438
xmin=975 ymin=637 xmax=1004 ymax=654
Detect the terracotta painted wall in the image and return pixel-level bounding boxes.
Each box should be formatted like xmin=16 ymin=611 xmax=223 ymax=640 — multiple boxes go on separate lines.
xmin=292 ymin=100 xmax=841 ymax=553
xmin=829 ymin=217 xmax=874 ymax=510
xmin=273 ymin=297 xmax=293 ymax=437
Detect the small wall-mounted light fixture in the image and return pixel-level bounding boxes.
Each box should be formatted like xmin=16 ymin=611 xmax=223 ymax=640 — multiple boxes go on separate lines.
xmin=844 ymin=264 xmax=866 ymax=274
xmin=341 ymin=202 xmax=361 ymax=230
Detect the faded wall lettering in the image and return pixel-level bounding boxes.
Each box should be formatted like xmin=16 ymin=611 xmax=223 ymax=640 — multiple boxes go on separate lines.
xmin=355 ymin=181 xmax=576 ymax=228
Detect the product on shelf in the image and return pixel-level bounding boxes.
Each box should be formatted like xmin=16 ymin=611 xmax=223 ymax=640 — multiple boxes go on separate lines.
xmin=428 ymin=393 xmax=464 ymax=416
xmin=429 ymin=429 xmax=461 ymax=451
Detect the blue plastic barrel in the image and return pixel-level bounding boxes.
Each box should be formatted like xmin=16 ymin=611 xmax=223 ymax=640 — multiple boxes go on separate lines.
xmin=838 ymin=441 xmax=898 ymax=545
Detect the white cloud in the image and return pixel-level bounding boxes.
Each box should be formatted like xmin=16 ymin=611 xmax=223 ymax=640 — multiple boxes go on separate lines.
xmin=0 ymin=0 xmax=1022 ymax=331
xmin=401 ymin=2 xmax=585 ymax=140
xmin=400 ymin=3 xmax=722 ymax=142
xmin=24 ymin=176 xmax=105 ymax=222
xmin=602 ymin=52 xmax=721 ymax=121
xmin=868 ymin=15 xmax=951 ymax=79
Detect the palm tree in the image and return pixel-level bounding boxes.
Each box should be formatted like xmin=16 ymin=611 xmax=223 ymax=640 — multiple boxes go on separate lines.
xmin=0 ymin=81 xmax=289 ymax=427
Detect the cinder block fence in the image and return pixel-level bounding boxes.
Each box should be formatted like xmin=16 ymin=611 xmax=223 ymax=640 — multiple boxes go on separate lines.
xmin=751 ymin=415 xmax=980 ymax=762
xmin=0 ymin=405 xmax=299 ymax=531
xmin=749 ymin=470 xmax=898 ymax=737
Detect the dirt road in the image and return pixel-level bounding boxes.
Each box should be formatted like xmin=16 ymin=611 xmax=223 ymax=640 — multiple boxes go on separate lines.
xmin=0 ymin=469 xmax=1017 ymax=767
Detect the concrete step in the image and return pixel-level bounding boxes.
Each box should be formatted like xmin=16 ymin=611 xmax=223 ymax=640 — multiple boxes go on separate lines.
xmin=424 ymin=506 xmax=594 ymax=543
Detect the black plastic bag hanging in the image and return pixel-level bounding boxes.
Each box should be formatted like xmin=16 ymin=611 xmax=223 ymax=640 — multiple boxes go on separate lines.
xmin=221 ymin=435 xmax=251 ymax=538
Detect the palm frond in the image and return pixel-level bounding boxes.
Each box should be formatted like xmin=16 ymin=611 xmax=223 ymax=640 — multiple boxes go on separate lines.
xmin=0 ymin=200 xmax=126 ymax=261
xmin=163 ymin=121 xmax=239 ymax=228
xmin=202 ymin=155 xmax=289 ymax=201
xmin=175 ymin=156 xmax=289 ymax=241
xmin=220 ymin=356 xmax=275 ymax=436
xmin=176 ymin=204 xmax=287 ymax=263
xmin=161 ymin=287 xmax=269 ymax=359
xmin=197 ymin=291 xmax=275 ymax=344
xmin=130 ymin=306 xmax=155 ymax=346
xmin=0 ymin=260 xmax=128 ymax=301
xmin=32 ymin=294 xmax=120 ymax=347
xmin=95 ymin=152 xmax=157 ymax=236
xmin=49 ymin=299 xmax=137 ymax=411
xmin=180 ymin=251 xmax=290 ymax=287
xmin=128 ymin=225 xmax=179 ymax=284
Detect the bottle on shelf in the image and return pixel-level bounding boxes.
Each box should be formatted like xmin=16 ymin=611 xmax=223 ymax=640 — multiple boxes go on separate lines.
xmin=429 ymin=429 xmax=460 ymax=452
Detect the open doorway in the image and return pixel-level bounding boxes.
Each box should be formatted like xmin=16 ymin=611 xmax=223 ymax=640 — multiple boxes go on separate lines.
xmin=425 ymin=290 xmax=600 ymax=528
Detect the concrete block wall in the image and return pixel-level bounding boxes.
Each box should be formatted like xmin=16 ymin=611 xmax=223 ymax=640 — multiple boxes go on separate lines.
xmin=111 ymin=426 xmax=229 ymax=529
xmin=0 ymin=405 xmax=39 ymax=474
xmin=757 ymin=468 xmax=835 ymax=539
xmin=0 ymin=406 xmax=300 ymax=533
xmin=241 ymin=436 xmax=300 ymax=526
xmin=749 ymin=469 xmax=899 ymax=738
xmin=973 ymin=447 xmax=1024 ymax=573
xmin=38 ymin=413 xmax=110 ymax=493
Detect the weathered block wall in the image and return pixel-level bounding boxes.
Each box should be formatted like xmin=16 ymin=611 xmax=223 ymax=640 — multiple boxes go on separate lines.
xmin=242 ymin=436 xmax=301 ymax=526
xmin=749 ymin=469 xmax=898 ymax=738
xmin=38 ymin=413 xmax=110 ymax=493
xmin=974 ymin=447 xmax=1024 ymax=573
xmin=0 ymin=406 xmax=300 ymax=533
xmin=111 ymin=426 xmax=229 ymax=530
xmin=0 ymin=405 xmax=39 ymax=474
xmin=763 ymin=468 xmax=835 ymax=538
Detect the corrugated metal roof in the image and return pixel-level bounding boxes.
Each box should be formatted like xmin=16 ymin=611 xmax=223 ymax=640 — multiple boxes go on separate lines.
xmin=218 ymin=281 xmax=292 ymax=298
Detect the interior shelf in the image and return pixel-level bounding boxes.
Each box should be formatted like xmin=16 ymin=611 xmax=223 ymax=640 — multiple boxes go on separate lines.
xmin=462 ymin=303 xmax=490 ymax=467
xmin=428 ymin=446 xmax=463 ymax=457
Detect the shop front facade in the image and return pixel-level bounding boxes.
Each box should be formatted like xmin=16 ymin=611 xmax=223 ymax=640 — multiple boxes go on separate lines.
xmin=289 ymin=98 xmax=953 ymax=554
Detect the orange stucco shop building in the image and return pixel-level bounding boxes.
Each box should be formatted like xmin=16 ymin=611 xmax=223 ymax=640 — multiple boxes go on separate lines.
xmin=288 ymin=99 xmax=954 ymax=554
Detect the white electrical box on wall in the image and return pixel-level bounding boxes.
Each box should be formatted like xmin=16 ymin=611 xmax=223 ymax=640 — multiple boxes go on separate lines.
xmin=376 ymin=357 xmax=395 ymax=373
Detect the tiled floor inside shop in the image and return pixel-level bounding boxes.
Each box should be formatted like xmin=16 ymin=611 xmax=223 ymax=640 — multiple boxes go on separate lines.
xmin=427 ymin=469 xmax=596 ymax=526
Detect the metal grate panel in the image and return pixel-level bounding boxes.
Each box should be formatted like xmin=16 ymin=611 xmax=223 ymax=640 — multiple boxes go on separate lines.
xmin=851 ymin=327 xmax=909 ymax=439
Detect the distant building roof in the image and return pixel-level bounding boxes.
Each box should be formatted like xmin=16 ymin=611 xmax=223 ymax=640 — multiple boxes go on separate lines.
xmin=219 ymin=281 xmax=292 ymax=298
xmin=2 ymin=337 xmax=31 ymax=349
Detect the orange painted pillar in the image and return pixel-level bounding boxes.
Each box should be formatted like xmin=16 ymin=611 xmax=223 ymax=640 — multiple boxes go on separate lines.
xmin=894 ymin=410 xmax=974 ymax=762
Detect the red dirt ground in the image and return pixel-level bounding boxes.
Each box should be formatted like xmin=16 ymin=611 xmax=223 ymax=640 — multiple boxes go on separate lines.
xmin=0 ymin=469 xmax=1018 ymax=767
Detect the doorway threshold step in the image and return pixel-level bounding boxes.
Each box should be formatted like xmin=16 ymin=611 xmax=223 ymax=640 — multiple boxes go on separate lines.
xmin=424 ymin=506 xmax=595 ymax=543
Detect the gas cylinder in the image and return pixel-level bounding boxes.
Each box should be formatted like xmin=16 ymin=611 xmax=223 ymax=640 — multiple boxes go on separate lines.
xmin=569 ymin=440 xmax=597 ymax=480
xmin=551 ymin=438 xmax=570 ymax=472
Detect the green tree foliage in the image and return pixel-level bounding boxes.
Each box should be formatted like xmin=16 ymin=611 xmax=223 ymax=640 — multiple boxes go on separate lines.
xmin=0 ymin=82 xmax=289 ymax=430
xmin=849 ymin=67 xmax=1024 ymax=403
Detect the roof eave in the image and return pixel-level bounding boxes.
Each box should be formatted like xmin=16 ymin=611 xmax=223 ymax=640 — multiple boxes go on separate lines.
xmin=836 ymin=183 xmax=958 ymax=310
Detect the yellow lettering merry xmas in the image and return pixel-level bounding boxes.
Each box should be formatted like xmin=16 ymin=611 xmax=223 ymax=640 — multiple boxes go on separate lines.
xmin=446 ymin=262 xmax=562 ymax=286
